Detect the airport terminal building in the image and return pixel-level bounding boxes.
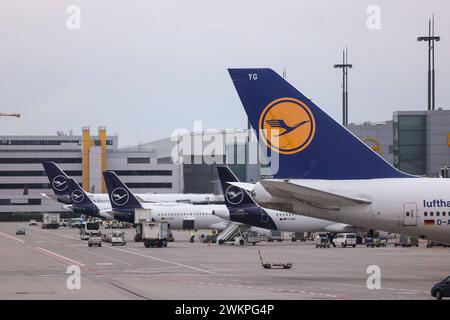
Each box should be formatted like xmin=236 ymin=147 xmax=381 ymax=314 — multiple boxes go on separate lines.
xmin=0 ymin=127 xmax=181 ymax=219
xmin=1 ymin=109 xmax=450 ymax=218
xmin=347 ymin=109 xmax=450 ymax=177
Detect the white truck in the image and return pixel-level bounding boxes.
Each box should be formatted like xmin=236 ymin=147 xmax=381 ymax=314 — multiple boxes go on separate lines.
xmin=42 ymin=213 xmax=60 ymax=229
xmin=142 ymin=222 xmax=168 ymax=248
xmin=80 ymin=221 xmax=101 ymax=240
xmin=332 ymin=233 xmax=357 ymax=248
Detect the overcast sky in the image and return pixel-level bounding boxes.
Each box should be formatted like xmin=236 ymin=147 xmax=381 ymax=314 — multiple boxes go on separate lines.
xmin=1 ymin=0 xmax=449 ymax=147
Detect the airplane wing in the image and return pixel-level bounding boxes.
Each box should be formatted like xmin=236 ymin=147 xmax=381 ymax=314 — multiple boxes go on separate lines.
xmin=260 ymin=180 xmax=371 ymax=209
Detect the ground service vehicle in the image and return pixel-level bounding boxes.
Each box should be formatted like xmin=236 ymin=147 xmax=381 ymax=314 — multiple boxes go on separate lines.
xmin=142 ymin=222 xmax=168 ymax=248
xmin=332 ymin=233 xmax=357 ymax=248
xmin=69 ymin=218 xmax=83 ymax=228
xmin=28 ymin=220 xmax=37 ymax=226
xmin=258 ymin=250 xmax=292 ymax=269
xmin=314 ymin=233 xmax=331 ymax=248
xmin=80 ymin=221 xmax=101 ymax=240
xmin=88 ymin=235 xmax=102 ymax=247
xmin=365 ymin=237 xmax=387 ymax=247
xmin=266 ymin=230 xmax=283 ymax=242
xmin=431 ymin=276 xmax=450 ymax=299
xmin=15 ymin=227 xmax=25 ymax=235
xmin=111 ymin=231 xmax=126 ymax=246
xmin=60 ymin=219 xmax=69 ymax=227
xmin=291 ymin=232 xmax=306 ymax=242
xmin=364 ymin=237 xmax=387 ymax=248
xmin=42 ymin=213 xmax=60 ymax=229
xmin=244 ymin=231 xmax=260 ymax=245
xmin=394 ymin=234 xmax=419 ymax=247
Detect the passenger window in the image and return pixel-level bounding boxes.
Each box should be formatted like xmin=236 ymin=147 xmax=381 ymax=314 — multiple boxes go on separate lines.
xmin=406 ymin=212 xmax=410 ymax=217
xmin=437 ymin=212 xmax=440 ymax=217
xmin=424 ymin=212 xmax=427 ymax=216
xmin=430 ymin=212 xmax=434 ymax=216
xmin=443 ymin=212 xmax=447 ymax=217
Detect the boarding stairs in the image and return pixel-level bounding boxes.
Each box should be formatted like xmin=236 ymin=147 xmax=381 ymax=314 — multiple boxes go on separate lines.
xmin=216 ymin=222 xmax=248 ymax=245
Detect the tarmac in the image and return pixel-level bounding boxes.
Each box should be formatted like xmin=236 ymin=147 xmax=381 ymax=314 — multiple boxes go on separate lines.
xmin=0 ymin=222 xmax=448 ymax=300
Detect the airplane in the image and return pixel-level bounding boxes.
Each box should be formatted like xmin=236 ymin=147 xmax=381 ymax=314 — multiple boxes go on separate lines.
xmin=42 ymin=161 xmax=224 ymax=205
xmin=216 ymin=166 xmax=359 ymax=234
xmin=62 ymin=177 xmax=196 ymax=224
xmin=227 ymin=68 xmax=450 ymax=244
xmin=103 ymin=171 xmax=228 ymax=230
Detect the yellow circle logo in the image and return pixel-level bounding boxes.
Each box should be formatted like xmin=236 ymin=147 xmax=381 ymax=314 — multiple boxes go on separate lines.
xmin=259 ymin=97 xmax=315 ymax=154
xmin=362 ymin=137 xmax=382 ymax=155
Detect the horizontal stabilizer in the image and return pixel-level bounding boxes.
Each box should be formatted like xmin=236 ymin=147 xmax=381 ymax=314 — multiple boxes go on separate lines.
xmin=41 ymin=193 xmax=58 ymax=201
xmin=261 ymin=180 xmax=371 ymax=208
xmin=226 ymin=182 xmax=256 ymax=192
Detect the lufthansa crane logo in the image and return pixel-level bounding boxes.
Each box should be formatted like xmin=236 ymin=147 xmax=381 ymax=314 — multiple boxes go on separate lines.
xmin=111 ymin=188 xmax=129 ymax=206
xmin=225 ymin=185 xmax=244 ymax=205
xmin=259 ymin=97 xmax=316 ymax=154
xmin=52 ymin=175 xmax=68 ymax=192
xmin=71 ymin=190 xmax=84 ymax=203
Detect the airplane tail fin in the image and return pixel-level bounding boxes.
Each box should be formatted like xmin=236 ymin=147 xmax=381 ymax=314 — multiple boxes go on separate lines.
xmin=103 ymin=171 xmax=143 ymax=210
xmin=42 ymin=161 xmax=70 ymax=196
xmin=217 ymin=166 xmax=277 ymax=230
xmin=217 ymin=166 xmax=257 ymax=208
xmin=66 ymin=178 xmax=96 ymax=207
xmin=228 ymin=68 xmax=412 ymax=180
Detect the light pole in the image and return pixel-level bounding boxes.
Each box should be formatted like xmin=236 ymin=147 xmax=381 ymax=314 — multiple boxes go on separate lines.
xmin=334 ymin=47 xmax=352 ymax=126
xmin=417 ymin=15 xmax=440 ymax=111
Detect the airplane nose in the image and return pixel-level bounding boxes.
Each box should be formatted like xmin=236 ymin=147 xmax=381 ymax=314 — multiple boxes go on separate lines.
xmin=212 ymin=208 xmax=230 ymax=220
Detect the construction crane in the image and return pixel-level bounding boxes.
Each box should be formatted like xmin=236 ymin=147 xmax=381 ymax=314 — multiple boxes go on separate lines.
xmin=0 ymin=113 xmax=20 ymax=118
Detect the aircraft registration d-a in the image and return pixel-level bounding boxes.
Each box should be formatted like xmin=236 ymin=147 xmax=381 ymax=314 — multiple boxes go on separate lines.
xmin=228 ymin=68 xmax=450 ymax=244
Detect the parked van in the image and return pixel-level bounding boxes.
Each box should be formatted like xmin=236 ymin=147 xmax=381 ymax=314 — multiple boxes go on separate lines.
xmin=332 ymin=233 xmax=357 ymax=248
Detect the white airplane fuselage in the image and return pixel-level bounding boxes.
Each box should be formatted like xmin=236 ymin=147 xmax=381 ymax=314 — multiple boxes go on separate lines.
xmin=251 ymin=178 xmax=450 ymax=244
xmin=86 ymin=193 xmax=223 ymax=205
xmin=140 ymin=204 xmax=228 ymax=230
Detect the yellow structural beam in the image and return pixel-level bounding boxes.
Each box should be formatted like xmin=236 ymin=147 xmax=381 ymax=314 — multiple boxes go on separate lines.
xmin=98 ymin=127 xmax=107 ymax=193
xmin=82 ymin=127 xmax=92 ymax=192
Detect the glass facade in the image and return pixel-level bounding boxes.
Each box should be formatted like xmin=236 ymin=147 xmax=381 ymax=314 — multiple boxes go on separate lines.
xmin=0 ymin=170 xmax=82 ymax=176
xmin=113 ymin=170 xmax=172 ymax=176
xmin=226 ymin=143 xmax=247 ymax=182
xmin=0 ymin=140 xmax=80 ymax=145
xmin=183 ymin=143 xmax=248 ymax=194
xmin=127 ymin=157 xmax=150 ymax=164
xmin=0 ymin=158 xmax=82 ymax=164
xmin=393 ymin=115 xmax=426 ymax=175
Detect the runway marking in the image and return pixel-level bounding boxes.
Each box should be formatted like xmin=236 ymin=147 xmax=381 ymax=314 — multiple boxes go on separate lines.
xmin=34 ymin=228 xmax=79 ymax=240
xmin=105 ymin=246 xmax=223 ymax=275
xmin=69 ymin=245 xmax=133 ymax=267
xmin=180 ymin=281 xmax=338 ymax=298
xmin=310 ymin=280 xmax=428 ymax=295
xmin=24 ymin=230 xmax=61 ymax=244
xmin=96 ymin=263 xmax=114 ymax=266
xmin=125 ymin=266 xmax=183 ymax=273
xmin=35 ymin=247 xmax=85 ymax=267
xmin=0 ymin=231 xmax=26 ymax=243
